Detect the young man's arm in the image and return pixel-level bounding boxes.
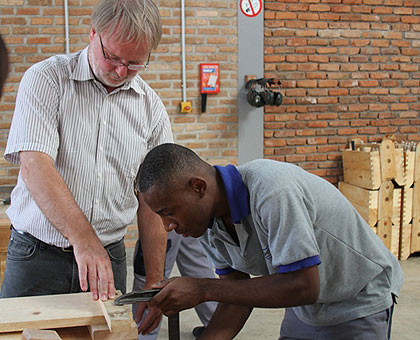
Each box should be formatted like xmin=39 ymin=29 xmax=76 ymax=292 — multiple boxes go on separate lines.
xmin=150 ymin=265 xmax=319 ymax=338
xmin=198 ymin=270 xmax=253 ymax=340
xmin=134 ymin=191 xmax=167 ymax=335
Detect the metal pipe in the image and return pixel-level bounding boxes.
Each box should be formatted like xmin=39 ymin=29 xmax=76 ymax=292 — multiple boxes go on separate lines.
xmin=181 ymin=0 xmax=187 ymax=102
xmin=64 ymin=0 xmax=70 ymax=54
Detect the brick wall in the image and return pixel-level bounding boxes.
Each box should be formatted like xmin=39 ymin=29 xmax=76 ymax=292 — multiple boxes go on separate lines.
xmin=0 ymin=0 xmax=238 ymax=197
xmin=1 ymin=0 xmax=420 ymax=192
xmin=264 ymin=0 xmax=420 ymax=184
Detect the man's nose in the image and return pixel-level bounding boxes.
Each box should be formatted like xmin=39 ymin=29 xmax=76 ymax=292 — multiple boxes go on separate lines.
xmin=115 ymin=64 xmax=128 ymax=77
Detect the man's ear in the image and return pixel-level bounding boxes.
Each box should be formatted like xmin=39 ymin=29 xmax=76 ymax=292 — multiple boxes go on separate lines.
xmin=189 ymin=177 xmax=207 ymax=198
xmin=89 ymin=26 xmax=96 ymax=42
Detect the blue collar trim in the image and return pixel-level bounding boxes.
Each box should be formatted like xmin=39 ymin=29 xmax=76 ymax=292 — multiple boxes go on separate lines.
xmin=214 ymin=165 xmax=249 ymax=223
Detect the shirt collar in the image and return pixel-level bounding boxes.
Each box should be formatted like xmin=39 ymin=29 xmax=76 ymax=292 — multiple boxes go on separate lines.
xmin=70 ymin=46 xmax=145 ymax=95
xmin=214 ymin=165 xmax=249 ymax=223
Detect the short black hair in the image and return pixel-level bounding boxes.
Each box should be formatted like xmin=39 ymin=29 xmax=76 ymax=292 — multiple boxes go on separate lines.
xmin=0 ymin=34 xmax=9 ymax=98
xmin=137 ymin=143 xmax=204 ymax=192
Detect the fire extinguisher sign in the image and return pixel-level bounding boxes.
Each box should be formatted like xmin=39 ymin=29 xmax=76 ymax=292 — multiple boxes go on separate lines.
xmin=240 ymin=0 xmax=262 ymax=18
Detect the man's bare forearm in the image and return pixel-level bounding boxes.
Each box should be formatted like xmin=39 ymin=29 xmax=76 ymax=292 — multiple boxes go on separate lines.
xmin=19 ymin=151 xmax=96 ymax=244
xmin=136 ymin=192 xmax=167 ymax=286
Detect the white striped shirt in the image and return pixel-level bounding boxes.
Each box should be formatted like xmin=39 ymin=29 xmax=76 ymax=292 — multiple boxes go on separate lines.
xmin=5 ymin=47 xmax=173 ymax=247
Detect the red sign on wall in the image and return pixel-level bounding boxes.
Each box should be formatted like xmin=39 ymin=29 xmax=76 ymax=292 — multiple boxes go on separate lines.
xmin=240 ymin=0 xmax=262 ymax=18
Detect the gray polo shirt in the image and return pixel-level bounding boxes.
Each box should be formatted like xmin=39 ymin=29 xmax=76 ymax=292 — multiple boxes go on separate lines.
xmin=200 ymin=159 xmax=403 ymax=326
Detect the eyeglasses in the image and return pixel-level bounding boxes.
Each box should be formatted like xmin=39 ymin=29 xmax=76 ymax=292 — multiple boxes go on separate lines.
xmin=99 ymin=35 xmax=150 ymax=70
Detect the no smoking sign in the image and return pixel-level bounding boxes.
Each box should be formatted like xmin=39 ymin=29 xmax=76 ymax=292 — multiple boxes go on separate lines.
xmin=240 ymin=0 xmax=262 ymax=18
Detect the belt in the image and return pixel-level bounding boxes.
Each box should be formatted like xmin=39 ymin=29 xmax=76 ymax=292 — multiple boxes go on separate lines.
xmin=11 ymin=226 xmax=74 ymax=252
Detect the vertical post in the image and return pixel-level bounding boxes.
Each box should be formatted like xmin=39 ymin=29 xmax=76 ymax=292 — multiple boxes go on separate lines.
xmin=168 ymin=313 xmax=180 ymax=340
xmin=237 ymin=0 xmax=264 ymax=165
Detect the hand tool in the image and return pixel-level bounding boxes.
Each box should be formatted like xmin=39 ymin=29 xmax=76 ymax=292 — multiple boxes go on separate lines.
xmin=114 ymin=288 xmax=162 ymax=306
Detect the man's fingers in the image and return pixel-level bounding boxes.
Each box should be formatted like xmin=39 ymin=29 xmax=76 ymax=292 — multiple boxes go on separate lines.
xmin=88 ymin=265 xmax=99 ymax=301
xmin=137 ymin=307 xmax=162 ymax=335
xmin=97 ymin=263 xmax=110 ymax=301
xmin=78 ymin=263 xmax=89 ymax=292
xmin=134 ymin=302 xmax=147 ymax=323
xmin=107 ymin=266 xmax=115 ymax=299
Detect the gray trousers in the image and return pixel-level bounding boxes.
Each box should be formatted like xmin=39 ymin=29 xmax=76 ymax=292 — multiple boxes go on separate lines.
xmin=1 ymin=228 xmax=127 ymax=297
xmin=132 ymin=231 xmax=217 ymax=340
xmin=279 ymin=306 xmax=394 ymax=340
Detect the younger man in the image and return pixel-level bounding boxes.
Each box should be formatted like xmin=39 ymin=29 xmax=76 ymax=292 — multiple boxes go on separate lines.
xmin=137 ymin=143 xmax=403 ymax=340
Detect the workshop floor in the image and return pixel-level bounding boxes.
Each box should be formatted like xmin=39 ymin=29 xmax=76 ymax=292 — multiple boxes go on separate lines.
xmin=125 ymin=247 xmax=420 ymax=340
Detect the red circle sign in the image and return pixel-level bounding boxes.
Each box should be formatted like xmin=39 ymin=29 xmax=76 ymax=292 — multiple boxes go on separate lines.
xmin=240 ymin=0 xmax=262 ymax=18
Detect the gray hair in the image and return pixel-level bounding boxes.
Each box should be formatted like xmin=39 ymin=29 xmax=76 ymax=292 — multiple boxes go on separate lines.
xmin=91 ymin=0 xmax=162 ymax=51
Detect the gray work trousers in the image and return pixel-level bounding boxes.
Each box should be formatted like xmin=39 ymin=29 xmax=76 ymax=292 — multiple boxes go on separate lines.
xmin=1 ymin=227 xmax=127 ymax=297
xmin=279 ymin=305 xmax=394 ymax=340
xmin=132 ymin=231 xmax=218 ymax=340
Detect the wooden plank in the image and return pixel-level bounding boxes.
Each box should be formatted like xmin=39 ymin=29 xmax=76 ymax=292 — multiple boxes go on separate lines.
xmin=405 ymin=150 xmax=416 ymax=187
xmin=379 ymin=139 xmax=397 ymax=181
xmin=378 ymin=181 xmax=394 ymax=220
xmin=394 ymin=147 xmax=406 ymax=186
xmin=0 ymin=327 xmax=92 ymax=340
xmin=0 ymin=293 xmax=105 ymax=333
xmin=21 ymin=329 xmax=62 ymax=340
xmin=402 ymin=186 xmax=413 ymax=225
xmin=98 ymin=291 xmax=136 ymax=333
xmin=413 ymin=181 xmax=420 ymax=218
xmin=392 ymin=188 xmax=401 ymax=227
xmin=342 ymin=149 xmax=381 ymax=190
xmin=399 ymin=224 xmax=412 ymax=261
xmin=377 ymin=218 xmax=393 ymax=253
xmin=411 ymin=215 xmax=420 ymax=254
xmin=338 ymin=181 xmax=378 ymax=227
xmin=415 ymin=142 xmax=420 ymax=182
xmin=88 ymin=324 xmax=137 ymax=340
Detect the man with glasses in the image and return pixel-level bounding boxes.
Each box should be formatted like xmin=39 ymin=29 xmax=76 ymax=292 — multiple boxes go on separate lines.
xmin=3 ymin=0 xmax=169 ymax=336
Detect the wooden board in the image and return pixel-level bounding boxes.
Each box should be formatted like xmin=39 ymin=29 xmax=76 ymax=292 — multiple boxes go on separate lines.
xmin=392 ymin=188 xmax=401 ymax=227
xmin=399 ymin=224 xmax=412 ymax=261
xmin=342 ymin=149 xmax=381 ymax=190
xmin=378 ymin=181 xmax=394 ymax=220
xmin=377 ymin=218 xmax=393 ymax=254
xmin=0 ymin=218 xmax=11 ymax=287
xmin=413 ymin=181 xmax=420 ymax=218
xmin=88 ymin=324 xmax=137 ymax=340
xmin=415 ymin=143 xmax=420 ymax=182
xmin=21 ymin=329 xmax=62 ymax=340
xmin=402 ymin=186 xmax=413 ymax=225
xmin=0 ymin=292 xmax=105 ymax=333
xmin=411 ymin=215 xmax=420 ymax=253
xmin=98 ymin=291 xmax=136 ymax=333
xmin=0 ymin=327 xmax=93 ymax=340
xmin=338 ymin=181 xmax=378 ymax=227
xmin=379 ymin=139 xmax=397 ymax=181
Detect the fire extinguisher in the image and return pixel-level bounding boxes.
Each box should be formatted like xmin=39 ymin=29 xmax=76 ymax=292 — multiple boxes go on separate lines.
xmin=200 ymin=63 xmax=220 ymax=113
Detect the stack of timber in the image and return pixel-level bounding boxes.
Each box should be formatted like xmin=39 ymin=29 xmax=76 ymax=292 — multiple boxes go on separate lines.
xmin=339 ymin=137 xmax=419 ymax=260
xmin=0 ymin=292 xmax=137 ymax=340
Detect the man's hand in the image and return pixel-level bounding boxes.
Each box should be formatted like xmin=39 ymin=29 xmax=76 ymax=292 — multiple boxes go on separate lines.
xmin=149 ymin=277 xmax=206 ymax=316
xmin=134 ymin=302 xmax=163 ymax=335
xmin=72 ymin=235 xmax=115 ymax=301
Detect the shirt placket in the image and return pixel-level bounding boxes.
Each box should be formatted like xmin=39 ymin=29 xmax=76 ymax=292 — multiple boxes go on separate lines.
xmin=91 ymin=95 xmax=110 ymax=222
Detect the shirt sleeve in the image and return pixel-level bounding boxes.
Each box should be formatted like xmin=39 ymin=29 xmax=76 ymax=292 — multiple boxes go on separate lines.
xmin=147 ymin=96 xmax=173 ymax=149
xmin=5 ymin=65 xmax=60 ymax=164
xmin=256 ymin=181 xmax=321 ymax=273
